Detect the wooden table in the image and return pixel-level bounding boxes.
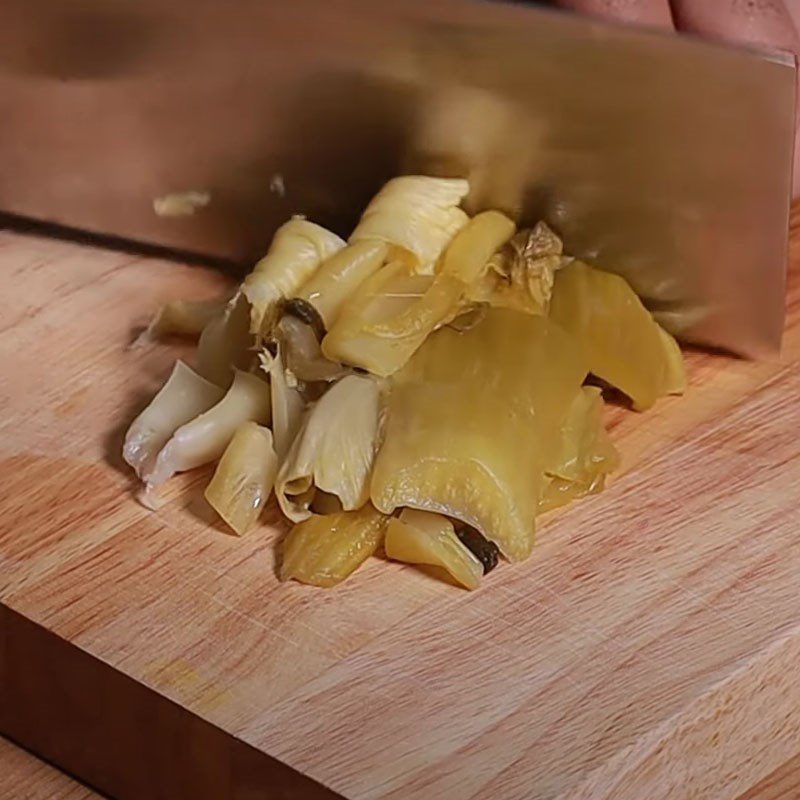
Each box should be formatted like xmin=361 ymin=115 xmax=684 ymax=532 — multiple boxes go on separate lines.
xmin=3 ymin=211 xmax=800 ymax=799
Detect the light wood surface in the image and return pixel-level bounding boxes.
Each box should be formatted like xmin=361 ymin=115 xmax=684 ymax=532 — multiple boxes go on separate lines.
xmin=2 ymin=211 xmax=800 ymax=799
xmin=0 ymin=736 xmax=100 ymax=799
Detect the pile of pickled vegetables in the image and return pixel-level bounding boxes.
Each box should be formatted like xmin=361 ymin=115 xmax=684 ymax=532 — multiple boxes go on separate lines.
xmin=124 ymin=176 xmax=686 ymax=590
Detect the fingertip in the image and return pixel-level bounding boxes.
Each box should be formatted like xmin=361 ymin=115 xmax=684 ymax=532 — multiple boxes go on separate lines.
xmin=552 ymin=0 xmax=674 ymax=29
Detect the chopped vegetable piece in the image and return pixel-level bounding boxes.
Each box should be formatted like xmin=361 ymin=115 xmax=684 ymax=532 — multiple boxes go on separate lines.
xmin=276 ymin=375 xmax=382 ymax=522
xmin=296 ymin=240 xmax=389 ymax=328
xmin=350 ymin=176 xmax=469 ymax=271
xmin=324 ymin=211 xmax=515 ymax=376
xmin=371 ymin=309 xmax=588 ymax=561
xmin=123 ymin=361 xmax=225 ymax=479
xmin=435 ymin=210 xmax=517 ymax=284
xmin=196 ymin=292 xmax=253 ymax=389
xmin=321 ymin=261 xmax=434 ymax=375
xmin=259 ymin=347 xmax=305 ymax=462
xmin=282 ymin=297 xmax=326 ymax=339
xmin=205 ymin=422 xmax=278 ymax=535
xmin=140 ymin=293 xmax=232 ymax=341
xmin=538 ymin=386 xmax=620 ymax=514
xmin=384 ymin=509 xmax=484 ymax=590
xmin=550 ymin=261 xmax=686 ymax=410
xmin=153 ymin=190 xmax=210 ymax=217
xmin=243 ymin=217 xmax=345 ymax=334
xmin=280 ymin=505 xmax=388 ymax=587
xmin=467 ymin=223 xmax=567 ymax=315
xmin=146 ymin=369 xmax=271 ymax=488
xmin=276 ymin=315 xmax=351 ymax=384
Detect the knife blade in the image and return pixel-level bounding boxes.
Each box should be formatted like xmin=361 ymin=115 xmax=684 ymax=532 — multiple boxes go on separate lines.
xmin=0 ymin=0 xmax=794 ymax=354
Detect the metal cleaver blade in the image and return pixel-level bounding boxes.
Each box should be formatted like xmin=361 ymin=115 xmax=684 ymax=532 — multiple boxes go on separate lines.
xmin=0 ymin=0 xmax=795 ymax=354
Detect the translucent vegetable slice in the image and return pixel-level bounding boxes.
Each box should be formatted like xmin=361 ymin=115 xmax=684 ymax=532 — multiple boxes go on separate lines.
xmin=276 ymin=375 xmax=382 ymax=522
xmin=146 ymin=369 xmax=271 ymax=488
xmin=385 ymin=509 xmax=483 ymax=590
xmin=538 ymin=386 xmax=620 ymax=515
xmin=371 ymin=309 xmax=588 ymax=561
xmin=295 ymin=240 xmax=388 ymax=328
xmin=123 ymin=360 xmax=225 ymax=479
xmin=242 ymin=217 xmax=345 ymax=334
xmin=549 ymin=261 xmax=687 ymax=410
xmin=321 ymin=261 xmax=436 ymax=375
xmin=140 ymin=293 xmax=232 ymax=341
xmin=196 ymin=292 xmax=253 ymax=389
xmin=323 ymin=211 xmax=515 ymax=377
xmin=467 ymin=222 xmax=567 ymax=315
xmin=349 ymin=176 xmax=469 ymax=271
xmin=204 ymin=422 xmax=278 ymax=535
xmin=259 ymin=347 xmax=305 ymax=462
xmin=280 ymin=505 xmax=388 ymax=587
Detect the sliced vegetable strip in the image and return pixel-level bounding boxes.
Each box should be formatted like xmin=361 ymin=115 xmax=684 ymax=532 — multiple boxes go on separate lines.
xmin=371 ymin=308 xmax=587 ymax=561
xmin=280 ymin=505 xmax=388 ymax=587
xmin=205 ymin=422 xmax=278 ymax=535
xmin=550 ymin=261 xmax=686 ymax=410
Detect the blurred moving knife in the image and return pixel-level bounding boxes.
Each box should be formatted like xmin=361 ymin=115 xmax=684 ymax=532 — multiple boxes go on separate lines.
xmin=0 ymin=0 xmax=795 ymax=354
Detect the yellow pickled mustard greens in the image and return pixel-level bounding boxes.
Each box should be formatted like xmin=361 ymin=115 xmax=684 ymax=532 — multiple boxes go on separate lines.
xmin=296 ymin=240 xmax=389 ymax=329
xmin=196 ymin=293 xmax=253 ymax=389
xmin=323 ymin=211 xmax=515 ymax=377
xmin=275 ymin=316 xmax=350 ymax=383
xmin=371 ymin=308 xmax=588 ymax=561
xmin=434 ymin=210 xmax=517 ymax=284
xmin=385 ymin=509 xmax=484 ymax=590
xmin=321 ymin=261 xmax=435 ymax=375
xmin=258 ymin=347 xmax=305 ymax=463
xmin=538 ymin=386 xmax=620 ymax=514
xmin=146 ymin=369 xmax=271 ymax=489
xmin=141 ymin=293 xmax=232 ymax=341
xmin=125 ymin=173 xmax=691 ymax=590
xmin=276 ymin=375 xmax=382 ymax=522
xmin=467 ymin=222 xmax=566 ymax=315
xmin=280 ymin=505 xmax=388 ymax=587
xmin=243 ymin=217 xmax=346 ymax=334
xmin=123 ymin=361 xmax=225 ymax=479
xmin=349 ymin=176 xmax=469 ymax=270
xmin=549 ymin=261 xmax=686 ymax=411
xmin=205 ymin=422 xmax=278 ymax=535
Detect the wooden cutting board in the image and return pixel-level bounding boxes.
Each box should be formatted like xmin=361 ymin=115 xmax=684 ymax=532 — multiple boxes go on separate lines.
xmin=2 ymin=210 xmax=800 ymax=800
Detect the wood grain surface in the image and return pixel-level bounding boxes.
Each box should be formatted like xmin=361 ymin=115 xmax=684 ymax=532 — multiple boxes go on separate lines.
xmin=2 ymin=210 xmax=800 ymax=799
xmin=0 ymin=736 xmax=100 ymax=799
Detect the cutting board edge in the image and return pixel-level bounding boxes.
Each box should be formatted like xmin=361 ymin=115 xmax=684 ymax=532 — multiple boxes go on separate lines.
xmin=0 ymin=604 xmax=343 ymax=800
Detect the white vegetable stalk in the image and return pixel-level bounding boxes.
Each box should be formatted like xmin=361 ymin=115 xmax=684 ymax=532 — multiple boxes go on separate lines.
xmin=205 ymin=422 xmax=278 ymax=535
xmin=260 ymin=346 xmax=305 ymax=462
xmin=123 ymin=361 xmax=225 ymax=480
xmin=145 ymin=369 xmax=271 ymax=489
xmin=138 ymin=293 xmax=232 ymax=342
xmin=296 ymin=239 xmax=388 ymax=328
xmin=196 ymin=292 xmax=253 ymax=389
xmin=243 ymin=217 xmax=345 ymax=334
xmin=276 ymin=375 xmax=381 ymax=522
xmin=350 ymin=176 xmax=470 ymax=272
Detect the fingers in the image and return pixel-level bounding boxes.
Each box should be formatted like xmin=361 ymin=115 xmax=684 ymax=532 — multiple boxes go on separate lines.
xmin=670 ymin=0 xmax=799 ymax=53
xmin=672 ymin=0 xmax=800 ymax=196
xmin=552 ymin=0 xmax=674 ymax=28
xmin=784 ymin=0 xmax=800 ymax=32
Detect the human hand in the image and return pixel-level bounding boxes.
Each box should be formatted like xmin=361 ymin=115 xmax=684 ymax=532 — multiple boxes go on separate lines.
xmin=548 ymin=0 xmax=800 ymax=196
